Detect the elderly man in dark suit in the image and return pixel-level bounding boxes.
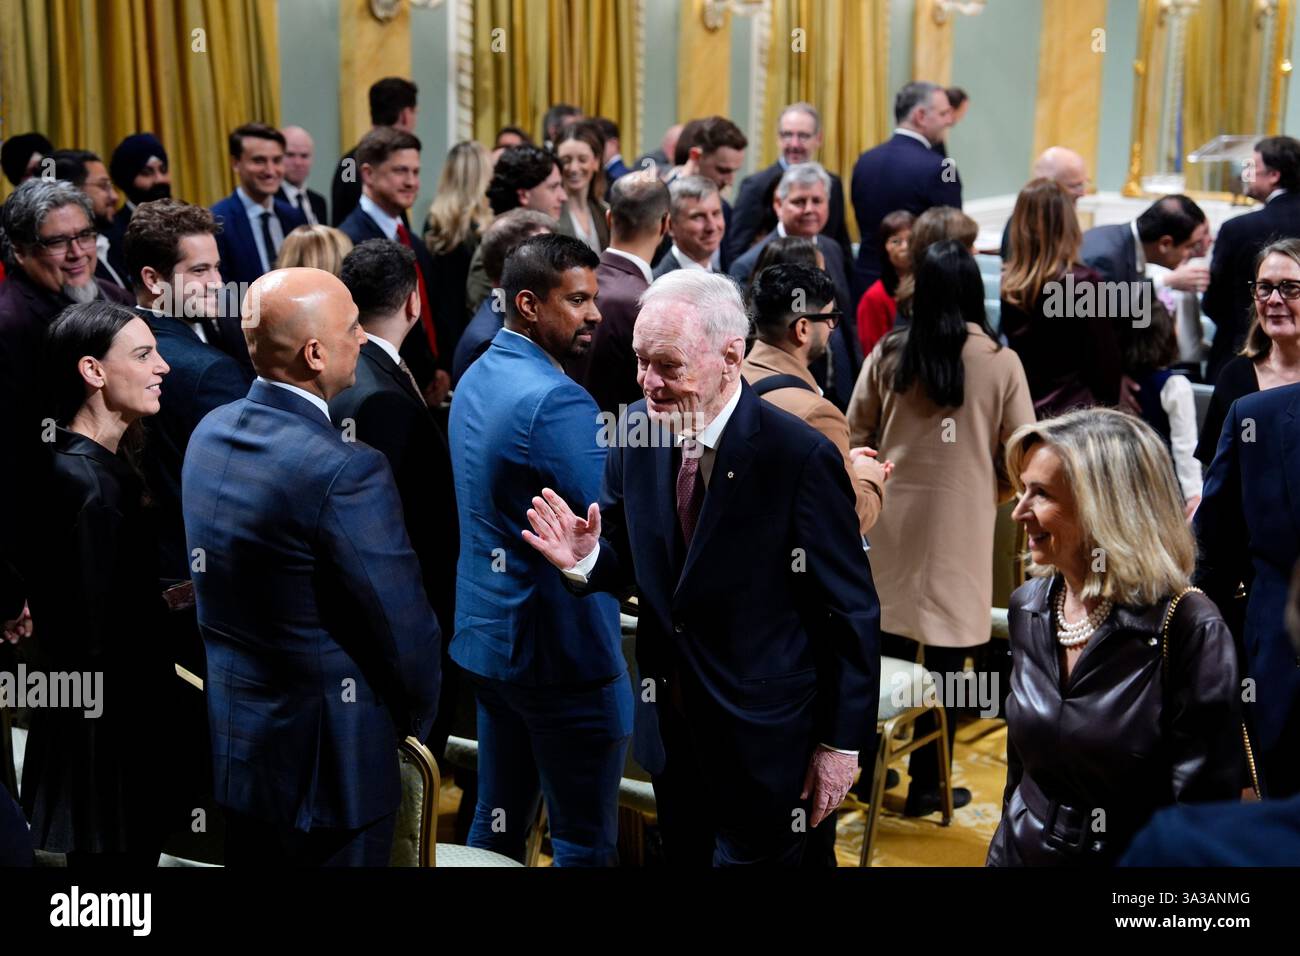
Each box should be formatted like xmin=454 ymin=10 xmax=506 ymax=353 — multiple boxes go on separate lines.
xmin=182 ymin=267 xmax=441 ymax=866
xmin=725 ymin=103 xmax=851 ymax=270
xmin=730 ymin=162 xmax=861 ymax=410
xmin=330 ymin=239 xmax=460 ymax=760
xmin=525 ymin=269 xmax=881 ymax=866
xmin=1203 ymin=136 xmax=1300 ymax=382
xmin=579 ymin=173 xmax=670 ymax=414
xmin=851 ymin=82 xmax=960 ymax=290
xmin=337 ymin=127 xmax=448 ymax=402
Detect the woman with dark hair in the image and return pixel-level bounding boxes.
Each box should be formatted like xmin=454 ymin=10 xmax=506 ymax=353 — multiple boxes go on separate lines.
xmin=856 ymin=210 xmax=914 ymax=355
xmin=20 ymin=301 xmax=174 ymax=867
xmin=743 ymin=236 xmax=821 ymax=353
xmin=555 ymin=121 xmax=609 ymax=253
xmin=848 ymin=240 xmax=1035 ymax=816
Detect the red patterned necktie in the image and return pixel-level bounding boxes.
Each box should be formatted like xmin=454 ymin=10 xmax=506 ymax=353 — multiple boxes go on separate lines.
xmin=676 ymin=439 xmax=704 ymax=549
xmin=395 ymin=222 xmax=438 ymax=360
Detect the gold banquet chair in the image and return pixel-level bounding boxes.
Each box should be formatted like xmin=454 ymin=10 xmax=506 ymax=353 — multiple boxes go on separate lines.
xmin=391 ymin=735 xmax=524 ymax=868
xmin=851 ymin=656 xmax=953 ymax=867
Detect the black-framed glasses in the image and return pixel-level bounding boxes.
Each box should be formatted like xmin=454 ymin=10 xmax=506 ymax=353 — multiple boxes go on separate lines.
xmin=1249 ymin=280 xmax=1300 ymax=302
xmin=789 ymin=310 xmax=841 ymax=330
xmin=34 ymin=227 xmax=98 ymax=257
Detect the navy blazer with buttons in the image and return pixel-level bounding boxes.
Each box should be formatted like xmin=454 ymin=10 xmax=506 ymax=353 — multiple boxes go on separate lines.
xmin=210 ymin=190 xmax=306 ymax=287
xmin=1194 ymin=381 xmax=1300 ymax=788
xmin=569 ymin=383 xmax=881 ymax=825
xmin=449 ymin=328 xmax=624 ymax=686
xmin=182 ymin=379 xmax=441 ymax=830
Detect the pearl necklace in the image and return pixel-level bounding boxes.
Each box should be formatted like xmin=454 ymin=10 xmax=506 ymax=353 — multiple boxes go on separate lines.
xmin=1054 ymin=587 xmax=1112 ymax=647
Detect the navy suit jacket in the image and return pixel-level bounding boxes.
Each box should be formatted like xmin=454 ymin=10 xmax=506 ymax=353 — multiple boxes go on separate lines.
xmin=725 ymin=161 xmax=852 ymax=276
xmin=276 ymin=184 xmax=328 ymax=226
xmin=1203 ymin=192 xmax=1300 ymax=381
xmin=573 ymin=384 xmax=880 ymax=819
xmin=337 ymin=205 xmax=449 ymax=384
xmin=448 ymin=328 xmax=624 ymax=685
xmin=1119 ymin=793 xmax=1300 ymax=866
xmin=138 ymin=307 xmax=252 ymax=582
xmin=1081 ymin=222 xmax=1142 ymax=284
xmin=851 ymin=133 xmax=962 ymax=288
xmin=182 ymin=380 xmax=441 ymax=830
xmin=451 ymin=295 xmax=502 ymax=387
xmin=1194 ymin=382 xmax=1300 ymax=760
xmin=210 ymin=190 xmax=306 ymax=287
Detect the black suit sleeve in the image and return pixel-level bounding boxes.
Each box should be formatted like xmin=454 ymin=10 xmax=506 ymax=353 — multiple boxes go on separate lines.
xmin=724 ymin=175 xmax=767 ymax=265
xmin=1193 ymin=402 xmax=1251 ymax=619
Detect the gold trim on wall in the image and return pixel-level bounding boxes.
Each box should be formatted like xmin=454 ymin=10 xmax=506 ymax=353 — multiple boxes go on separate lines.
xmin=679 ymin=0 xmax=733 ymax=121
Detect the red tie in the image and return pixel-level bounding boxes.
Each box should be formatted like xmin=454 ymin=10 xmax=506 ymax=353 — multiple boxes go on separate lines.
xmin=395 ymin=223 xmax=438 ymax=360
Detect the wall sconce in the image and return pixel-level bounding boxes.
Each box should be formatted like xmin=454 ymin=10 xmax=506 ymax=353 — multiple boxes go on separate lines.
xmin=931 ymin=0 xmax=988 ymax=25
xmin=371 ymin=0 xmax=445 ymax=22
xmin=703 ymin=0 xmax=768 ymax=32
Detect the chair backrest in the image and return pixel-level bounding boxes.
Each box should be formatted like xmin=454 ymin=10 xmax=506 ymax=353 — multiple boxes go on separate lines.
xmin=1191 ymin=383 xmax=1214 ymax=434
xmin=391 ymin=735 xmax=440 ymax=867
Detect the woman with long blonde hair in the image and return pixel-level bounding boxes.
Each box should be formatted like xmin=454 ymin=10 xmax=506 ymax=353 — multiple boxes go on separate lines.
xmin=275 ymin=224 xmax=353 ymax=274
xmin=999 ymin=178 xmax=1121 ymax=417
xmin=423 ymin=141 xmax=494 ymax=348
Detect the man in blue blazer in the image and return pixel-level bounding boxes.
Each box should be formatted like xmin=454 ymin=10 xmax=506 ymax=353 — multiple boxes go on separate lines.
xmin=730 ymin=163 xmax=861 ymax=411
xmin=210 ymin=124 xmax=306 ymax=287
xmin=183 ymin=267 xmax=441 ymax=866
xmin=1195 ymin=379 xmax=1300 ymax=798
xmin=449 ymin=234 xmax=632 ymax=866
xmin=851 ymin=82 xmax=960 ymax=290
xmin=525 ymin=270 xmax=881 ymax=866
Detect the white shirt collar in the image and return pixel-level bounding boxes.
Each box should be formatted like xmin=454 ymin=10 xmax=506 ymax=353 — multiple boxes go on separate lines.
xmin=1130 ymin=219 xmax=1147 ymax=272
xmin=893 ymin=127 xmax=933 ymax=149
xmin=365 ymin=332 xmax=402 ymax=367
xmin=281 ymin=181 xmax=304 ymax=202
xmin=681 ymin=380 xmax=743 ymax=450
xmin=501 ymin=326 xmax=563 ymax=371
xmin=236 ymin=186 xmax=273 ymax=214
xmin=605 ymin=247 xmax=653 ymax=285
xmin=1267 ymin=188 xmax=1287 ymax=203
xmin=360 ymin=193 xmax=401 ymax=240
xmin=671 ymin=244 xmax=711 ymax=271
xmin=606 ymin=153 xmax=624 ymax=168
xmin=258 ymin=377 xmax=331 ymax=422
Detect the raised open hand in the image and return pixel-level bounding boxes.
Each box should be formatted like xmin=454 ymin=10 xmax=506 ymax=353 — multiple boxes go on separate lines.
xmin=521 ymin=487 xmax=601 ymax=570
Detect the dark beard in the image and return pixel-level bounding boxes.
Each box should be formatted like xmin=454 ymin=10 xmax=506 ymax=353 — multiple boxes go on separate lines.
xmin=127 ymin=182 xmax=171 ymax=205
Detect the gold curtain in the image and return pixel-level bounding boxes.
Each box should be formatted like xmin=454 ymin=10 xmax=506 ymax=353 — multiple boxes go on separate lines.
xmin=762 ymin=0 xmax=889 ymax=241
xmin=1032 ymin=0 xmax=1108 ymax=177
xmin=340 ymin=0 xmax=412 ymax=152
xmin=0 ymin=0 xmax=279 ymax=206
xmin=472 ymin=0 xmax=641 ymax=158
xmin=677 ymin=0 xmax=732 ymax=122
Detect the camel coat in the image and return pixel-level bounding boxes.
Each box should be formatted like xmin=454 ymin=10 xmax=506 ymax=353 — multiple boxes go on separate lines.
xmin=847 ymin=324 xmax=1034 ymax=647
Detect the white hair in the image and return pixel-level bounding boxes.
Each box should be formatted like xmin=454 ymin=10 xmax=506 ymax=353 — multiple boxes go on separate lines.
xmin=776 ymin=162 xmax=831 ymax=200
xmin=639 ymin=270 xmax=750 ymax=347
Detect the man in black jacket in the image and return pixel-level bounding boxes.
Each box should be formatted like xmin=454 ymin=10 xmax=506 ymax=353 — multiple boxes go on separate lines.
xmin=331 ymin=77 xmax=418 ymax=228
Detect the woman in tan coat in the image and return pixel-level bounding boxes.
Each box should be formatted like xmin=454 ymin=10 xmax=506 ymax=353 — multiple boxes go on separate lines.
xmin=848 ymin=239 xmax=1034 ymax=816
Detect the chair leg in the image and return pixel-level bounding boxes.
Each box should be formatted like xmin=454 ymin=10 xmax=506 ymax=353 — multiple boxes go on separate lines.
xmin=935 ymin=706 xmax=953 ymax=826
xmin=525 ymin=802 xmax=548 ymax=866
xmin=859 ymin=730 xmax=891 ymax=867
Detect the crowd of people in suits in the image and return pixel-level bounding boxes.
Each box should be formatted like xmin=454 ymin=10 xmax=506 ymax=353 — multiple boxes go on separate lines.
xmin=1 ymin=71 xmax=1299 ymax=868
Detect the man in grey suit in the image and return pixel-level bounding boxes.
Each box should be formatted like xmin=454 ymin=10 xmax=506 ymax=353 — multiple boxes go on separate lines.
xmin=653 ymin=176 xmax=726 ymax=279
xmin=1080 ymin=194 xmax=1209 ymax=288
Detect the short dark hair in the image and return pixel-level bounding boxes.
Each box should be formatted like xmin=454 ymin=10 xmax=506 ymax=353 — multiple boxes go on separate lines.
xmin=340 ymin=239 xmax=418 ymax=325
xmin=370 ymin=77 xmax=418 ymax=127
xmin=750 ymin=263 xmax=837 ymax=342
xmin=878 ymin=209 xmax=916 ymax=296
xmin=608 ymin=175 xmax=670 ymax=239
xmin=673 ymin=116 xmax=748 ymax=166
xmin=592 ymin=117 xmax=620 ymax=142
xmin=501 ymin=233 xmax=599 ymax=320
xmin=44 ymin=300 xmax=138 ymax=425
xmin=486 ymin=145 xmax=560 ymax=215
xmin=356 ymin=127 xmax=422 ymax=170
xmin=495 ymin=125 xmax=532 ymax=147
xmin=229 ymin=123 xmax=286 ymax=159
xmin=946 ymin=87 xmax=969 ymax=110
xmin=1256 ymin=135 xmax=1300 ymax=192
xmin=50 ymin=149 xmax=101 ymax=188
xmin=751 ymin=236 xmax=819 ymax=281
xmin=1136 ymin=194 xmax=1206 ymax=246
xmin=542 ymin=104 xmax=583 ymax=142
xmin=480 ymin=209 xmax=557 ymax=285
xmin=894 ymin=81 xmax=943 ymax=124
xmin=1122 ymin=298 xmax=1178 ymax=377
xmin=124 ymin=199 xmax=220 ymax=289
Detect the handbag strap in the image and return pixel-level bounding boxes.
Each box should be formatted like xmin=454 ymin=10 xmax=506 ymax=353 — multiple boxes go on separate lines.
xmin=1160 ymin=586 xmax=1262 ymax=800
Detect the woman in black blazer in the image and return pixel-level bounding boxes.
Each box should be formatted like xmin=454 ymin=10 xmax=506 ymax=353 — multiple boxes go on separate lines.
xmin=19 ymin=301 xmax=174 ymax=866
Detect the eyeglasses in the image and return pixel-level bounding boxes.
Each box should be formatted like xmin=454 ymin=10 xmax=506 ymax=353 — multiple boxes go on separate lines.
xmin=1249 ymin=280 xmax=1300 ymax=302
xmin=778 ymin=131 xmax=816 ymax=142
xmin=885 ymin=235 xmax=910 ymax=249
xmin=34 ymin=228 xmax=98 ymax=257
xmin=789 ymin=311 xmax=841 ymax=330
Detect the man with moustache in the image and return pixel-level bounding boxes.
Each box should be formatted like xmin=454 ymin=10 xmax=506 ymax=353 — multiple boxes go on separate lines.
xmin=449 ymin=233 xmax=632 ymax=866
xmin=102 ymin=133 xmax=172 ymax=257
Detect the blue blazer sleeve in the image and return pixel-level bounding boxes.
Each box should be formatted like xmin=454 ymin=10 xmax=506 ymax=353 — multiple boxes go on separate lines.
xmin=318 ymin=447 xmax=442 ymax=739
xmin=529 ymin=382 xmax=608 ymax=519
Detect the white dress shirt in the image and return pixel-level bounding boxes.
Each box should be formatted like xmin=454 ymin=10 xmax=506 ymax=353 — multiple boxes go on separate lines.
xmin=281 ymin=181 xmax=319 ymax=226
xmin=258 ymin=377 xmax=330 ymax=422
xmin=671 ymin=244 xmax=713 ymax=272
xmin=359 ymin=193 xmax=401 ymax=240
xmin=237 ymin=187 xmax=285 ymax=272
xmin=95 ymin=233 xmax=126 ymax=288
xmin=893 ymin=127 xmax=933 ymax=149
xmin=366 ymin=332 xmax=402 ymax=367
xmin=605 ymin=247 xmax=653 ymax=284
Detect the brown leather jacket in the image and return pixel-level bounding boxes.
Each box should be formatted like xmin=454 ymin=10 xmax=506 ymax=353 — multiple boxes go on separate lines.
xmin=987 ymin=575 xmax=1242 ymax=866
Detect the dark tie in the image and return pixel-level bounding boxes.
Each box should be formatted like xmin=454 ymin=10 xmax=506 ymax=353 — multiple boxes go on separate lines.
xmin=395 ymin=222 xmax=439 ymax=360
xmin=296 ymin=192 xmax=313 ymax=225
xmin=397 ymin=357 xmax=423 ymax=401
xmin=676 ymin=440 xmax=704 ymax=549
xmin=259 ymin=210 xmax=277 ymax=270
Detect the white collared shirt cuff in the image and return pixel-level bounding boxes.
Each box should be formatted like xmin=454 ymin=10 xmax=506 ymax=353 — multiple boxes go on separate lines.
xmin=820 ymin=744 xmax=859 ymax=757
xmin=562 ymin=543 xmax=601 ymax=582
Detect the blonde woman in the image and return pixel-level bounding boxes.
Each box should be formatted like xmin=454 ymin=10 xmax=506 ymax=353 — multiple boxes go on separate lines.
xmin=275 ymin=224 xmax=353 ymax=274
xmin=423 ymin=141 xmax=494 ymax=343
xmin=988 ymin=408 xmax=1242 ymax=866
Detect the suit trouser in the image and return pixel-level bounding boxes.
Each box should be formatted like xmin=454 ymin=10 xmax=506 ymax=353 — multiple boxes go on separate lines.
xmin=466 ymin=673 xmax=632 ymax=866
xmin=224 ymin=809 xmax=397 ymax=867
